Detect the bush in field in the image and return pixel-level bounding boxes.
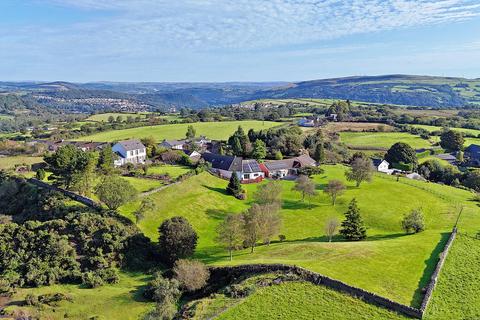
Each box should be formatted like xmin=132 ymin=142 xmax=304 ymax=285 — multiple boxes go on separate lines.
xmin=173 ymin=259 xmax=210 ymax=292
xmin=401 ymin=209 xmax=425 ymax=234
xmin=95 ymin=175 xmax=137 ymax=210
xmin=144 ymin=273 xmax=181 ymax=320
xmin=35 ymin=168 xmax=46 ymax=181
xmin=158 ymin=216 xmax=198 ymax=265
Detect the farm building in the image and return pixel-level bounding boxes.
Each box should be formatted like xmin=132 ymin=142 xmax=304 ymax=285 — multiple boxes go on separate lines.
xmin=263 ymin=154 xmax=317 ymax=179
xmin=464 ymin=144 xmax=480 ymax=166
xmin=202 ymin=152 xmax=264 ymax=183
xmin=372 ymin=159 xmax=393 ymax=174
xmin=112 ymin=139 xmax=147 ymax=167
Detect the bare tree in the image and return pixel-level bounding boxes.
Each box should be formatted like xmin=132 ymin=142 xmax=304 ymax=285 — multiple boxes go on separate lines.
xmin=216 ymin=213 xmax=245 ymax=261
xmin=323 ymin=180 xmax=346 ymax=205
xmin=292 ymin=175 xmax=317 ymax=202
xmin=253 ymin=181 xmax=283 ymax=206
xmin=243 ymin=203 xmax=282 ymax=252
xmin=325 ymin=218 xmax=339 ymax=242
xmin=345 ymin=157 xmax=374 ymax=187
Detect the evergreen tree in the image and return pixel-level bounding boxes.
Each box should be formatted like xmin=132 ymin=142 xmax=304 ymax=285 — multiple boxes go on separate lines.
xmin=226 ymin=171 xmax=243 ymax=197
xmin=339 ymin=198 xmax=367 ymax=241
xmin=313 ymin=142 xmax=325 ymax=163
xmin=186 ymin=125 xmax=196 ymax=139
xmin=251 ymin=140 xmax=267 ymax=160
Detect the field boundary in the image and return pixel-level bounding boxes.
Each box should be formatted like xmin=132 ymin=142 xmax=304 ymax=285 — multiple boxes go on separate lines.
xmin=208 ymin=264 xmax=422 ymax=319
xmin=28 ymin=178 xmax=102 ymax=210
xmin=208 ymin=227 xmax=458 ymax=319
xmin=420 ymin=227 xmax=457 ymax=313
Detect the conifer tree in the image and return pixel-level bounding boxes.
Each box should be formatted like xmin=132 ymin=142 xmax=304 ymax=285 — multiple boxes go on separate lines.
xmin=226 ymin=171 xmax=243 ymax=197
xmin=339 ymin=198 xmax=367 ymax=240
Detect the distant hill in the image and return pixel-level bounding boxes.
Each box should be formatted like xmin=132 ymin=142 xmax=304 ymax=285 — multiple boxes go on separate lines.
xmin=0 ymin=75 xmax=479 ymax=113
xmin=251 ymin=75 xmax=480 ymax=108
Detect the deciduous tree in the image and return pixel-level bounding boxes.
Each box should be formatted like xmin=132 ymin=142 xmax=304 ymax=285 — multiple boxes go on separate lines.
xmin=440 ymin=130 xmax=464 ymax=152
xmin=325 ymin=217 xmax=339 ymax=242
xmin=216 ymin=213 xmax=245 ymax=261
xmin=95 ymin=175 xmax=137 ymax=210
xmin=401 ymin=209 xmax=425 ymax=234
xmin=345 ymin=157 xmax=374 ymax=187
xmin=292 ymin=175 xmax=317 ymax=202
xmin=158 ymin=216 xmax=198 ymax=264
xmin=324 ymin=179 xmax=346 ymax=205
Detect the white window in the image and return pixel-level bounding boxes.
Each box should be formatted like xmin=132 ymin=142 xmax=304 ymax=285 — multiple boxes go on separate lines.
xmin=243 ymin=174 xmax=249 ymax=179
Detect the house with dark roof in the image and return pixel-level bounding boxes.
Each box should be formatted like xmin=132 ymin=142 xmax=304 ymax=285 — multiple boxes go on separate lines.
xmin=202 ymin=152 xmax=264 ymax=183
xmin=465 ymin=144 xmax=480 ymax=166
xmin=112 ymin=139 xmax=147 ymax=167
xmin=372 ymin=158 xmax=392 ymax=174
xmin=263 ymin=154 xmax=317 ymax=179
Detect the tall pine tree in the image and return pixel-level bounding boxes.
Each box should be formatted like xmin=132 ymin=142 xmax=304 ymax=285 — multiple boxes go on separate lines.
xmin=226 ymin=171 xmax=243 ymax=197
xmin=339 ymin=198 xmax=367 ymax=241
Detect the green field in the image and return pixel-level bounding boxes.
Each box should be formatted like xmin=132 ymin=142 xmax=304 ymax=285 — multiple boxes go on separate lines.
xmin=218 ymin=281 xmax=407 ymax=320
xmin=118 ymin=165 xmax=480 ymax=307
xmin=75 ymin=121 xmax=281 ymax=142
xmin=86 ymin=112 xmax=151 ymax=122
xmin=0 ymin=156 xmax=44 ymax=170
xmin=147 ymin=164 xmax=191 ymax=178
xmin=4 ymin=272 xmax=153 ymax=320
xmin=339 ymin=132 xmax=434 ymax=149
xmin=424 ymin=233 xmax=480 ymax=319
xmin=121 ymin=176 xmax=164 ymax=193
xmin=412 ymin=124 xmax=480 ymax=136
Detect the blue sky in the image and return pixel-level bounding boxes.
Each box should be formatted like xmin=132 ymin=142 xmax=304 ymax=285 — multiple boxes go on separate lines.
xmin=0 ymin=0 xmax=479 ymax=82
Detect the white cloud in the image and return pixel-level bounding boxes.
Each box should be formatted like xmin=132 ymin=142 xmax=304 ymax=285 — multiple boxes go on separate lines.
xmin=39 ymin=0 xmax=480 ymax=52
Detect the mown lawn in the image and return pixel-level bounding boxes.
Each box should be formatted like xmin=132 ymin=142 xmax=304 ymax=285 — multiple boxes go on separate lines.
xmin=4 ymin=272 xmax=154 ymax=320
xmin=119 ymin=165 xmax=480 ymax=307
xmin=424 ymin=233 xmax=480 ymax=319
xmin=147 ymin=164 xmax=191 ymax=178
xmin=218 ymin=281 xmax=408 ymax=320
xmin=339 ymin=132 xmax=434 ymax=149
xmin=74 ymin=121 xmax=281 ymax=142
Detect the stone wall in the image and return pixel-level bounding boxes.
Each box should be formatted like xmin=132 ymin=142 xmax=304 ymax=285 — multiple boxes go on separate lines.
xmin=420 ymin=227 xmax=457 ymax=313
xmin=207 ymin=264 xmax=422 ymax=319
xmin=28 ymin=178 xmax=102 ymax=210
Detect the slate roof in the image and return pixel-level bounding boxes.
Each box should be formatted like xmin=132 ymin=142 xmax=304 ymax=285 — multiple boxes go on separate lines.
xmin=465 ymin=144 xmax=480 ymax=158
xmin=117 ymin=139 xmax=145 ymax=151
xmin=372 ymin=158 xmax=386 ymax=167
xmin=202 ymin=153 xmax=241 ymax=171
xmin=264 ymin=154 xmax=317 ymax=171
xmin=161 ymin=139 xmax=186 ymax=147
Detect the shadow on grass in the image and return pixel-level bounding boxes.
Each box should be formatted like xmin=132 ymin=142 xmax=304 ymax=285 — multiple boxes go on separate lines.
xmin=202 ymin=184 xmax=229 ymax=196
xmin=205 ymin=208 xmax=230 ymax=221
xmin=365 ymin=233 xmax=408 ymax=241
xmin=410 ymin=232 xmax=450 ymax=308
xmin=282 ymin=199 xmax=318 ymax=210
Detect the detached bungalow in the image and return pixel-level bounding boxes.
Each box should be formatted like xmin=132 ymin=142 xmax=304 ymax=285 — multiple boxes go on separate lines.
xmin=160 ymin=139 xmax=186 ymax=150
xmin=263 ymin=154 xmax=317 ymax=179
xmin=202 ymin=152 xmax=264 ymax=183
xmin=112 ymin=139 xmax=147 ymax=167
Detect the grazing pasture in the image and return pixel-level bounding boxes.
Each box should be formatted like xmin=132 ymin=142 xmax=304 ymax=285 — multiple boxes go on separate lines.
xmin=412 ymin=124 xmax=480 ymax=137
xmin=339 ymin=131 xmax=434 ymax=150
xmin=0 ymin=156 xmax=44 ymax=170
xmin=424 ymin=233 xmax=480 ymax=319
xmin=119 ymin=165 xmax=479 ymax=306
xmin=324 ymin=121 xmax=394 ymax=133
xmin=4 ymin=272 xmax=153 ymax=320
xmin=218 ymin=281 xmax=408 ymax=320
xmin=75 ymin=121 xmax=281 ymax=142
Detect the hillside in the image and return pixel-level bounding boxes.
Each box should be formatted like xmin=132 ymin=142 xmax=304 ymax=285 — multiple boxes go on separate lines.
xmin=1 ymin=75 xmax=479 ymax=113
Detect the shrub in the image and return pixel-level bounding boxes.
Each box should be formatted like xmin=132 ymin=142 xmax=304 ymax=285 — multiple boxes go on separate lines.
xmin=35 ymin=169 xmax=46 ymax=181
xmin=25 ymin=294 xmax=39 ymax=306
xmin=173 ymin=259 xmax=210 ymax=292
xmin=158 ymin=217 xmax=198 ymax=265
xmin=81 ymin=271 xmax=104 ymax=288
xmin=278 ymin=234 xmax=286 ymax=242
xmin=223 ymin=284 xmax=255 ymax=298
xmin=401 ymin=209 xmax=425 ymax=234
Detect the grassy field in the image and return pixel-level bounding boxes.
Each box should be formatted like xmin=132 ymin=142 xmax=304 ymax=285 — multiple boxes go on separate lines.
xmin=412 ymin=124 xmax=480 ymax=136
xmin=424 ymin=233 xmax=480 ymax=319
xmin=324 ymin=122 xmax=394 ymax=133
xmin=218 ymin=281 xmax=408 ymax=320
xmin=86 ymin=112 xmax=151 ymax=122
xmin=147 ymin=164 xmax=191 ymax=178
xmin=0 ymin=156 xmax=44 ymax=170
xmin=118 ymin=165 xmax=480 ymax=307
xmin=121 ymin=176 xmax=164 ymax=193
xmin=339 ymin=132 xmax=434 ymax=150
xmin=4 ymin=272 xmax=154 ymax=320
xmin=75 ymin=121 xmax=281 ymax=142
